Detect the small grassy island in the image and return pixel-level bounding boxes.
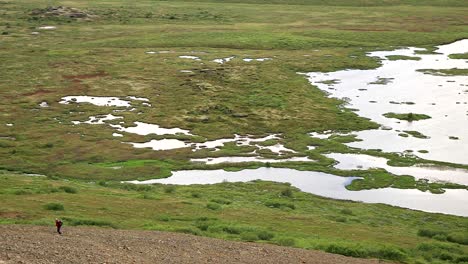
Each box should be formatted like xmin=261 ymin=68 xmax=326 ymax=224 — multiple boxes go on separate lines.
xmin=383 ymin=113 xmax=432 ymax=122
xmin=386 ymin=55 xmax=421 ymax=61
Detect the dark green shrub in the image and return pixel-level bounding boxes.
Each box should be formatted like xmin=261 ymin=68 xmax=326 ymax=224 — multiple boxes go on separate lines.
xmin=432 ymin=234 xmax=447 ymax=241
xmin=98 ymin=181 xmax=107 ymax=187
xmin=377 ymin=246 xmax=408 ymax=262
xmin=222 ymin=225 xmax=242 ymax=234
xmin=265 ymin=201 xmax=295 ymax=210
xmin=334 ymin=216 xmax=347 ymax=223
xmin=59 ymin=186 xmax=77 ymax=194
xmin=195 ymin=217 xmax=216 ymax=231
xmin=447 ymin=233 xmax=468 ymax=245
xmin=210 ymin=198 xmax=231 ymax=205
xmin=196 ymin=222 xmax=210 ymax=231
xmin=191 ymin=192 xmax=201 ymax=198
xmin=136 ymin=185 xmax=153 ymax=192
xmin=206 ymin=203 xmax=221 ymax=210
xmin=325 ymin=244 xmax=368 ymax=258
xmin=175 ymin=228 xmax=201 ymax=236
xmin=417 ymin=229 xmax=447 ymax=238
xmin=164 ymin=185 xmax=176 ymax=193
xmin=280 ymin=188 xmax=293 ymax=197
xmin=141 ymin=193 xmax=157 ymax=199
xmin=62 ymin=217 xmax=115 ymax=228
xmin=14 ymin=189 xmax=32 ymax=195
xmin=207 ymin=225 xmax=223 ymax=233
xmin=257 ymin=231 xmax=275 ymax=240
xmin=323 ymin=243 xmax=407 ymax=262
xmin=44 ymin=203 xmax=64 ymax=211
xmin=276 ymin=238 xmax=296 ymax=247
xmin=436 ymin=252 xmax=454 ymax=261
xmin=49 ymin=188 xmax=60 ymax=193
xmin=196 ymin=216 xmax=212 ymax=221
xmin=340 ymin=208 xmax=354 ymax=215
xmin=241 ymin=232 xmax=259 ymax=242
xmin=157 ymin=215 xmax=171 ymax=222
xmin=43 ymin=143 xmax=54 ymax=148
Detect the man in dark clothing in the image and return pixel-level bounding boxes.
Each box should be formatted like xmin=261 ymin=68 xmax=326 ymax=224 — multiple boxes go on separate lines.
xmin=55 ymin=218 xmax=63 ymax=234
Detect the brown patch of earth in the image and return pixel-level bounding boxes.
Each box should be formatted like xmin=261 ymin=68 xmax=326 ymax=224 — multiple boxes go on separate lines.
xmin=0 ymin=212 xmax=24 ymax=219
xmin=30 ymin=6 xmax=96 ymax=20
xmin=338 ymin=27 xmax=391 ymax=32
xmin=0 ymin=225 xmax=387 ymax=264
xmin=61 ymin=71 xmax=108 ymax=94
xmin=63 ymin=71 xmax=108 ymax=80
xmin=21 ymin=89 xmax=53 ymax=97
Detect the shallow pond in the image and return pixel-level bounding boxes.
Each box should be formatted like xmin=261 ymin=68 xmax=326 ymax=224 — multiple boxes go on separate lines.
xmin=305 ymin=39 xmax=468 ymax=164
xmin=113 ymin=122 xmax=192 ymax=136
xmin=128 ymin=168 xmax=468 ymax=216
xmin=191 ymin=156 xmax=313 ymax=164
xmin=326 ymin=153 xmax=468 ymax=185
xmin=60 ymin=96 xmax=132 ymax=107
xmin=130 ymin=139 xmax=190 ymax=151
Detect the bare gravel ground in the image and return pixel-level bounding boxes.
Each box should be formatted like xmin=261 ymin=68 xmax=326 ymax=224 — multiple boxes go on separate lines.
xmin=0 ymin=225 xmax=386 ymax=264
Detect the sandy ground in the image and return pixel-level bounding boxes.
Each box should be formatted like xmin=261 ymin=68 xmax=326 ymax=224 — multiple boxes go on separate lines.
xmin=0 ymin=225 xmax=385 ymax=264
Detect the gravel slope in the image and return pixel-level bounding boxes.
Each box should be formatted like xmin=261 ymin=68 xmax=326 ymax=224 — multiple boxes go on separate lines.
xmin=0 ymin=225 xmax=384 ymax=264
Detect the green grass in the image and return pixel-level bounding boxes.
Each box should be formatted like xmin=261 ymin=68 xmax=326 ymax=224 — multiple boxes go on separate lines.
xmin=43 ymin=202 xmax=65 ymax=211
xmin=417 ymin=68 xmax=468 ymax=76
xmin=383 ymin=113 xmax=432 ymax=122
xmin=1 ymin=174 xmax=467 ymax=263
xmin=403 ymin=131 xmax=429 ymax=139
xmin=386 ymin=55 xmax=421 ymax=61
xmin=448 ymin=53 xmax=468 ymax=59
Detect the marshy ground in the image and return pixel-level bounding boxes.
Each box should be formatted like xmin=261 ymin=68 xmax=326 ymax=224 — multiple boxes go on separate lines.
xmin=0 ymin=0 xmax=467 ymax=263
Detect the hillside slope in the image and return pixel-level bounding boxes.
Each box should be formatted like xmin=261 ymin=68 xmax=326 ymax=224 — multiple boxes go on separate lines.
xmin=0 ymin=225 xmax=383 ymax=264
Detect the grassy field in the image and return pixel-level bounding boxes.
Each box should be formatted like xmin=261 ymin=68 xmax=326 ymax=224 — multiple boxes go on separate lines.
xmin=0 ymin=0 xmax=467 ymax=263
xmin=1 ymin=172 xmax=467 ymax=263
xmin=1 ymin=0 xmax=467 ymax=181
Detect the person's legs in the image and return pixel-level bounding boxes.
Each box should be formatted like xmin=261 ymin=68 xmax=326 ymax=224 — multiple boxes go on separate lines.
xmin=57 ymin=226 xmax=62 ymax=234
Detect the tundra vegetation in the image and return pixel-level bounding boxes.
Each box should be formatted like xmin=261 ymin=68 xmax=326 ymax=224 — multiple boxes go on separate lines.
xmin=383 ymin=113 xmax=432 ymax=122
xmin=0 ymin=0 xmax=467 ymax=263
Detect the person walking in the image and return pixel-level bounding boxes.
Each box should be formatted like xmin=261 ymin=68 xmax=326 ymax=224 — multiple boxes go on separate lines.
xmin=55 ymin=218 xmax=63 ymax=235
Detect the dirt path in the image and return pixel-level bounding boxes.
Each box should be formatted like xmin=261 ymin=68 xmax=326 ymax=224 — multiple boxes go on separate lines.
xmin=0 ymin=225 xmax=384 ymax=264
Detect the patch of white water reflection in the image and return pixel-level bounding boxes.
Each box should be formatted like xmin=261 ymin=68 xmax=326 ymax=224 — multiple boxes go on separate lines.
xmin=213 ymin=57 xmax=235 ymax=64
xmin=192 ymin=134 xmax=280 ymax=151
xmin=243 ymin=58 xmax=271 ymax=62
xmin=130 ymin=139 xmax=190 ymax=150
xmin=179 ymin=56 xmax=201 ymax=61
xmin=113 ymin=122 xmax=192 ymax=136
xmin=309 ymin=131 xmax=350 ymax=139
xmin=304 ymin=39 xmax=468 ymax=164
xmin=127 ymin=96 xmax=149 ymax=102
xmin=39 ymin=101 xmax=49 ymax=107
xmin=259 ymin=144 xmax=296 ymax=154
xmin=146 ymin=51 xmax=174 ymax=54
xmin=191 ymin=156 xmax=312 ymax=164
xmin=60 ymin=96 xmax=131 ymax=107
xmin=326 ymin=153 xmax=468 ymax=185
xmin=128 ymin=168 xmax=468 ymax=216
xmin=38 ymin=26 xmax=56 ymax=30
